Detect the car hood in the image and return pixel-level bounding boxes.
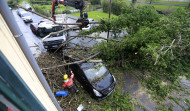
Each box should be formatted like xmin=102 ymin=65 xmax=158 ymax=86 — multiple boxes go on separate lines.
xmin=92 ymin=73 xmax=114 ymax=91
xmin=43 ymin=35 xmax=66 ymax=42
xmin=22 ymin=16 xmax=31 ymax=19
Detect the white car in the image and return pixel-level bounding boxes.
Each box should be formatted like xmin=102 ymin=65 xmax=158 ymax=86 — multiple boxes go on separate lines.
xmin=82 ymin=18 xmax=95 ymax=30
xmin=17 ymin=8 xmax=24 ymax=16
xmin=20 ymin=11 xmax=33 ymax=23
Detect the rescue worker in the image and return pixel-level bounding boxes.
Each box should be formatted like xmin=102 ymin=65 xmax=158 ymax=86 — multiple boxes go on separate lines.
xmin=63 ymin=71 xmax=78 ymax=93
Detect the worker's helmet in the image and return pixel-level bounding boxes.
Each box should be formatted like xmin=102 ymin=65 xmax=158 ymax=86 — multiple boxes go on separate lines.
xmin=63 ymin=74 xmax=68 ymax=80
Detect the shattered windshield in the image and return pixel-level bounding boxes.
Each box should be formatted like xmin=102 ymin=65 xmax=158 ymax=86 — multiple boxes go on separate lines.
xmin=81 ymin=63 xmax=108 ymax=83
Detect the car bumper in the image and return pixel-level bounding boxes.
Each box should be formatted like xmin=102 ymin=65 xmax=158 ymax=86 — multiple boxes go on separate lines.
xmin=99 ymin=87 xmax=115 ymax=100
xmin=96 ymin=81 xmax=116 ymax=100
xmin=44 ymin=44 xmax=60 ymax=49
xmin=23 ymin=19 xmax=33 ymax=23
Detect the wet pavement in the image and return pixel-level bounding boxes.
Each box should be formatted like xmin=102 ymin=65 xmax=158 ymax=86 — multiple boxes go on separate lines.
xmin=13 ymin=9 xmax=45 ymax=57
xmin=123 ymin=73 xmax=157 ymax=111
xmin=123 ymin=72 xmax=190 ymax=111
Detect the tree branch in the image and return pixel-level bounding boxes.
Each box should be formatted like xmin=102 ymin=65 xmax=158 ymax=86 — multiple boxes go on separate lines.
xmin=42 ymin=52 xmax=100 ymax=70
xmin=42 ymin=26 xmax=79 ymax=41
xmin=163 ymin=39 xmax=175 ymax=55
xmin=154 ymin=45 xmax=165 ymax=65
xmin=70 ymin=35 xmax=120 ymax=42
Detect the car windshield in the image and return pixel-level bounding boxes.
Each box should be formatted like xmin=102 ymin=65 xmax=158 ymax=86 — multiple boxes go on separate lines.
xmin=81 ymin=63 xmax=108 ymax=83
xmin=21 ymin=13 xmax=30 ymax=17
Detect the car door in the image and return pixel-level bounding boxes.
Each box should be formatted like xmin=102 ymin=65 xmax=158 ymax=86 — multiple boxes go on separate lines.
xmin=78 ymin=68 xmax=93 ymax=93
xmin=70 ymin=64 xmax=83 ymax=83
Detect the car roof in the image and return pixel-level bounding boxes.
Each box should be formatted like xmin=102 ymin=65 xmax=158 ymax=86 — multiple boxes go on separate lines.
xmin=79 ymin=62 xmax=103 ymax=70
xmin=38 ymin=22 xmax=60 ymax=29
xmin=26 ymin=4 xmax=31 ymax=8
xmin=20 ymin=11 xmax=28 ymax=14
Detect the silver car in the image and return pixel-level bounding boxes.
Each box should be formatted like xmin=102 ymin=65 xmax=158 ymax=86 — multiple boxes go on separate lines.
xmin=20 ymin=11 xmax=33 ymax=23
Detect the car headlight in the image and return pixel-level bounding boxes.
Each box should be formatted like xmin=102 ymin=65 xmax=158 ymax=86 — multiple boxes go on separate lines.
xmin=93 ymin=89 xmax=102 ymax=97
xmin=113 ymin=75 xmax=116 ymax=82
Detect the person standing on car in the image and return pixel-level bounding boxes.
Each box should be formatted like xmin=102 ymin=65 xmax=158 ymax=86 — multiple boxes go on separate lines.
xmin=63 ymin=71 xmax=78 ymax=93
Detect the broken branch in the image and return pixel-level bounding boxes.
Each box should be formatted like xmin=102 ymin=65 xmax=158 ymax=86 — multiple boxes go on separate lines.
xmin=42 ymin=52 xmax=100 ymax=70
xmin=163 ymin=39 xmax=175 ymax=55
xmin=42 ymin=26 xmax=78 ymax=41
xmin=70 ymin=35 xmax=120 ymax=42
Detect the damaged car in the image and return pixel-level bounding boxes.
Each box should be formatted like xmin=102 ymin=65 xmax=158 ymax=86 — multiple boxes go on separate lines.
xmin=70 ymin=62 xmax=116 ymax=100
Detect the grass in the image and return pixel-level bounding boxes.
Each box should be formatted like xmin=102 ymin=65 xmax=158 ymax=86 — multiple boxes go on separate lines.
xmin=121 ymin=1 xmax=186 ymax=11
xmin=151 ymin=4 xmax=185 ymax=10
xmin=139 ymin=0 xmax=189 ymax=4
xmin=71 ymin=11 xmax=118 ymax=21
xmin=33 ymin=4 xmax=75 ymax=14
xmin=18 ymin=0 xmax=24 ymax=4
xmin=124 ymin=1 xmax=144 ymax=7
xmin=152 ymin=1 xmax=188 ymax=5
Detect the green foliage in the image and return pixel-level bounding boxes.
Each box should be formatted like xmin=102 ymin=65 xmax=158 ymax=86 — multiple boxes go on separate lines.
xmin=154 ymin=1 xmax=189 ymax=5
xmin=111 ymin=0 xmax=128 ymax=15
xmin=156 ymin=106 xmax=173 ymax=111
xmin=146 ymin=0 xmax=160 ymax=4
xmin=62 ymin=10 xmax=71 ymax=14
xmin=71 ymin=11 xmax=118 ymax=21
xmin=101 ymin=86 xmax=135 ymax=111
xmin=185 ymin=98 xmax=190 ymax=108
xmin=88 ymin=0 xmax=101 ymax=5
xmin=8 ymin=0 xmax=18 ymax=8
xmin=101 ymin=0 xmax=109 ymax=13
xmin=34 ymin=4 xmax=51 ymax=17
xmin=82 ymin=6 xmax=190 ymax=99
xmin=81 ymin=6 xmax=161 ymax=34
xmin=131 ymin=0 xmax=137 ymax=7
xmin=33 ymin=4 xmax=74 ymax=16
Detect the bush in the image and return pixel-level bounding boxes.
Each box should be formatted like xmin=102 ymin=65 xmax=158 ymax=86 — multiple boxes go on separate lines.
xmin=111 ymin=0 xmax=128 ymax=15
xmin=62 ymin=10 xmax=71 ymax=14
xmin=102 ymin=0 xmax=109 ymax=13
xmin=8 ymin=0 xmax=17 ymax=8
xmin=34 ymin=5 xmax=51 ymax=17
xmin=89 ymin=0 xmax=101 ymax=5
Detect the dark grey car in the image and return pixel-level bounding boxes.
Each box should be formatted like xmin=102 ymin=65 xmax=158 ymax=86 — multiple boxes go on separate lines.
xmin=70 ymin=62 xmax=116 ymax=100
